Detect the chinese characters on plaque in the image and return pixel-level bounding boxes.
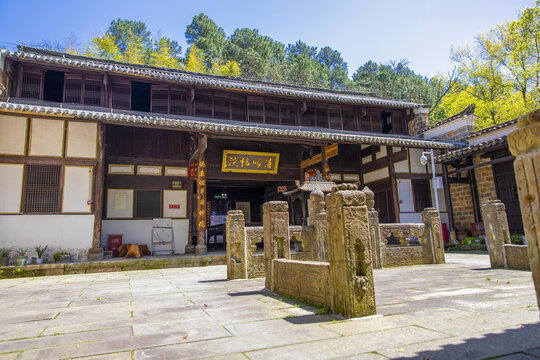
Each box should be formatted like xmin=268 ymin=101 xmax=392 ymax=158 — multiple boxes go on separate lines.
xmin=221 ymin=150 xmax=280 ymax=174
xmin=196 ymin=159 xmax=207 ymax=231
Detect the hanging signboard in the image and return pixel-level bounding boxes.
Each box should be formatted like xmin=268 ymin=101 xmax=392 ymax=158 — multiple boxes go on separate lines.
xmin=221 ymin=150 xmax=280 ymax=174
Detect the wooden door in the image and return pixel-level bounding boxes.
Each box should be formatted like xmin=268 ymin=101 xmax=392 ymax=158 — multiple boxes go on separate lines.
xmin=492 ymin=160 xmax=524 ymax=233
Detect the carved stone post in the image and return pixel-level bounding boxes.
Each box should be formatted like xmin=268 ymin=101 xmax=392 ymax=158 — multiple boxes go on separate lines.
xmin=421 ymin=207 xmax=445 ymax=264
xmin=326 ymin=184 xmax=376 ymax=318
xmin=226 ymin=210 xmax=246 ymax=280
xmin=263 ymin=201 xmax=290 ymax=291
xmin=309 ymin=189 xmax=328 ymax=262
xmin=363 ymin=187 xmax=382 ymax=269
xmin=508 ymin=109 xmax=540 ymax=311
xmin=482 ymin=200 xmax=511 ymax=268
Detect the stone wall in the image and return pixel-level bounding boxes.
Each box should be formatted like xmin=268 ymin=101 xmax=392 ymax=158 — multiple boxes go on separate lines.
xmin=450 ymin=183 xmax=475 ymax=230
xmin=272 ymin=259 xmax=331 ymax=307
xmin=382 ymin=245 xmax=433 ymax=267
xmin=410 ymin=107 xmax=429 ymax=137
xmin=246 ymin=227 xmax=265 ymax=278
xmin=503 ymin=245 xmax=531 ymax=271
xmin=473 ymin=154 xmax=498 ymax=205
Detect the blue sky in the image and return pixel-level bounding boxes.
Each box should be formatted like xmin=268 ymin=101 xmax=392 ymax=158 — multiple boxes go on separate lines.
xmin=0 ymin=0 xmax=534 ymax=78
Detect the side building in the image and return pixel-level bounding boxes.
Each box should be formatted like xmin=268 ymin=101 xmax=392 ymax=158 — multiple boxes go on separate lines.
xmin=0 ymin=46 xmax=457 ymax=259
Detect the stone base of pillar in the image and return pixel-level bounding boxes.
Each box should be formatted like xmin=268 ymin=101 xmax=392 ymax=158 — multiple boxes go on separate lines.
xmin=195 ymin=244 xmax=207 ymax=255
xmin=184 ymin=245 xmax=195 ymax=254
xmin=87 ymin=247 xmax=104 ymax=261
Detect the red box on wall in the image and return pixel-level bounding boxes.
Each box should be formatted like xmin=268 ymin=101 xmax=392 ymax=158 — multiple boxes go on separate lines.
xmin=108 ymin=235 xmax=123 ymax=257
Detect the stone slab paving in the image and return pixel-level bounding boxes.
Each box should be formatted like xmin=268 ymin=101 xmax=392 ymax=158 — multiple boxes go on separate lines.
xmin=0 ymin=253 xmax=538 ymax=359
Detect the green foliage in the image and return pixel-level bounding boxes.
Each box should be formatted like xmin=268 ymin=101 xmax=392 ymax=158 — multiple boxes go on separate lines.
xmin=185 ymin=13 xmax=226 ymax=66
xmin=0 ymin=248 xmax=10 ymax=257
xmin=35 ymin=245 xmax=48 ymax=259
xmin=183 ymin=45 xmax=208 ymax=74
xmin=435 ymin=3 xmax=540 ymax=128
xmin=53 ymin=252 xmax=70 ymax=263
xmin=510 ymin=233 xmax=525 ymax=244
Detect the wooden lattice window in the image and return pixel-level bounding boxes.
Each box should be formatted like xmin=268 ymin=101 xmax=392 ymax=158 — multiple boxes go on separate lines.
xmin=316 ymin=106 xmax=329 ymax=128
xmin=280 ymin=102 xmax=295 ymax=126
xmin=23 ymin=165 xmax=62 ymax=213
xmin=84 ymin=77 xmax=102 ymax=106
xmin=329 ymin=107 xmax=342 ymax=130
xmin=170 ymin=90 xmax=187 ymax=115
xmin=247 ymin=98 xmax=264 ymax=123
xmin=265 ymin=101 xmax=280 ymax=125
xmin=151 ymin=87 xmax=169 ymax=114
xmin=231 ymin=96 xmax=246 ymax=121
xmin=213 ymin=95 xmax=230 ymax=120
xmin=195 ymin=92 xmax=213 ymax=117
xmin=302 ymin=106 xmax=315 ymax=127
xmin=21 ymin=69 xmax=42 ymax=100
xmin=64 ymin=74 xmax=82 ymax=104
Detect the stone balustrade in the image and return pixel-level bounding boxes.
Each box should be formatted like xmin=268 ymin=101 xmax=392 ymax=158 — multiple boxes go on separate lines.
xmin=379 ymin=223 xmax=425 ymax=246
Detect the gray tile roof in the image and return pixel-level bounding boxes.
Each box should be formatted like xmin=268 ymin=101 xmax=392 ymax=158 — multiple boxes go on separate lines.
xmin=1 ymin=46 xmax=424 ymax=109
xmin=466 ymin=118 xmax=517 ymax=139
xmin=423 ymin=104 xmax=476 ymax=132
xmin=0 ymin=100 xmax=458 ymax=149
xmin=436 ymin=136 xmax=507 ymax=162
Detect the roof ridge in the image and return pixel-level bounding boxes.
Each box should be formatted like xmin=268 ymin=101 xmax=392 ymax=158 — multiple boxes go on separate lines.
xmin=13 ymin=45 xmax=397 ymax=100
xmin=423 ymin=104 xmax=476 ymax=132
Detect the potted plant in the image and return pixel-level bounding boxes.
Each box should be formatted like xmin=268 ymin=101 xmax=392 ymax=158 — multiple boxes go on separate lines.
xmin=0 ymin=248 xmax=10 ymax=266
xmin=16 ymin=249 xmax=28 ymax=266
xmin=34 ymin=245 xmax=48 ymax=264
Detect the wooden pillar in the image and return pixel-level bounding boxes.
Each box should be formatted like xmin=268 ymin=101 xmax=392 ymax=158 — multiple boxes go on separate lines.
xmin=442 ymin=163 xmax=456 ymax=243
xmin=388 ymin=147 xmax=400 ymax=223
xmin=507 ymin=109 xmax=540 ymax=312
xmin=195 ymin=134 xmax=208 ymax=255
xmin=321 ymin=143 xmax=328 ymax=178
xmin=92 ymin=122 xmax=105 ymax=248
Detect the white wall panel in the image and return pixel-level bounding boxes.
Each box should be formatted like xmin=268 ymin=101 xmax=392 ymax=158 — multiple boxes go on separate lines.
xmin=363 ymin=167 xmax=389 ymax=184
xmin=409 ymin=148 xmax=428 ymax=174
xmin=66 ymin=121 xmax=97 ymax=158
xmin=394 ymin=159 xmax=409 ymax=173
xmin=0 ymin=164 xmax=23 ymax=213
xmin=106 ymin=189 xmax=133 ymax=218
xmin=0 ymin=115 xmax=27 ymax=155
xmin=29 ymin=118 xmax=64 ymax=157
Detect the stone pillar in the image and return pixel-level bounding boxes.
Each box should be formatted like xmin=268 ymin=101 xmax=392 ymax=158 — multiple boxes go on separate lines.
xmin=508 ymin=108 xmax=540 ymax=311
xmin=309 ymin=189 xmax=328 ymax=262
xmin=421 ymin=207 xmax=446 ymax=264
xmin=326 ymin=184 xmax=376 ymax=318
xmin=263 ymin=201 xmax=290 ymax=291
xmin=226 ymin=210 xmax=247 ymax=280
xmin=363 ymin=187 xmax=382 ymax=269
xmin=410 ymin=106 xmax=430 ymax=137
xmin=482 ymin=200 xmax=511 ymax=268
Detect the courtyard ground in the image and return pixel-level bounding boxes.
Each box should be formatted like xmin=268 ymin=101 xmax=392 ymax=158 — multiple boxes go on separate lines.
xmin=0 ymin=252 xmax=538 ymax=359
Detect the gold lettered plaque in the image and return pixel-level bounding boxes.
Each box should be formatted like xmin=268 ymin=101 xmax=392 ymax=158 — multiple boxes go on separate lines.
xmin=222 ymin=150 xmax=280 ymax=174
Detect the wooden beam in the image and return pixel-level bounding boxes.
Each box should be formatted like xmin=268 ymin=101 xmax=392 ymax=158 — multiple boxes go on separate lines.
xmin=387 ymin=147 xmax=400 ymax=223
xmin=92 ymin=122 xmax=105 ymax=248
xmin=196 ymin=134 xmax=208 ymax=254
xmin=447 ymin=155 xmax=514 ymax=175
xmin=300 ymin=143 xmax=338 ymax=169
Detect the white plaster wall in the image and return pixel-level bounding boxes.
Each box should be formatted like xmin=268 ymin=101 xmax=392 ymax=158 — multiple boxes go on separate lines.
xmin=394 ymin=159 xmax=409 ymax=173
xmin=363 ymin=167 xmax=389 ymax=184
xmin=101 ymin=219 xmax=189 ymax=254
xmin=375 ymin=146 xmax=387 ymax=159
xmin=409 ymin=148 xmax=427 ymax=173
xmin=0 ymin=164 xmax=23 ymax=213
xmin=0 ymin=215 xmax=94 ymax=249
xmin=0 ymin=115 xmax=26 ymax=155
xmin=66 ymin=121 xmax=97 ymax=159
xmin=430 ymin=185 xmax=447 ymax=212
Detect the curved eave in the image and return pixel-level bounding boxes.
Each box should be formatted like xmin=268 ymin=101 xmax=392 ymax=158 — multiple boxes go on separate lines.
xmin=0 ymin=101 xmax=457 ymax=149
xmin=1 ymin=48 xmax=423 ymax=109
xmin=436 ymin=137 xmax=507 ymax=162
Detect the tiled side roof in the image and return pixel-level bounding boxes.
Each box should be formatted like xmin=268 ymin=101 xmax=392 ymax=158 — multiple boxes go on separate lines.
xmin=466 ymin=118 xmax=518 ymax=139
xmin=0 ymin=100 xmax=458 ymax=149
xmin=436 ymin=136 xmax=507 ymax=162
xmin=0 ymin=46 xmax=423 ymax=109
xmin=423 ymin=104 xmax=476 ymax=132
